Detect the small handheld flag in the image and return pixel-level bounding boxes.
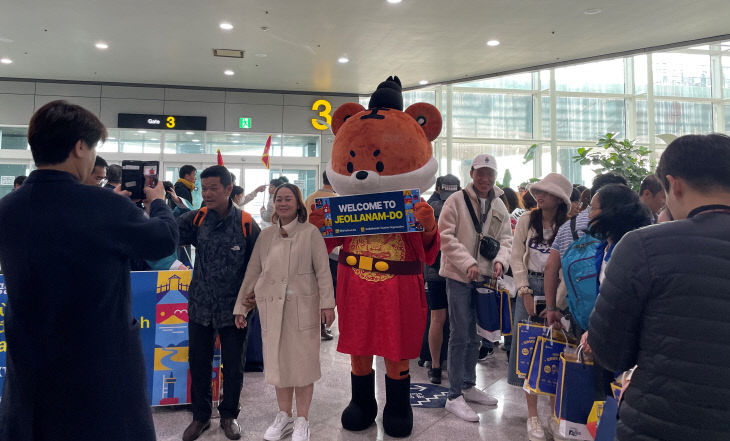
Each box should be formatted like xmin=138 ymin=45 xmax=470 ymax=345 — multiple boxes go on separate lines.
xmin=217 ymin=149 xmax=224 ymax=166
xmin=261 ymin=135 xmax=272 ymax=169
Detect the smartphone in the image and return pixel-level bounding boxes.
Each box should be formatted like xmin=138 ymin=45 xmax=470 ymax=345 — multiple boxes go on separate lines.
xmin=121 ymin=160 xmax=160 ymax=199
xmin=533 ymin=294 xmax=546 ymax=317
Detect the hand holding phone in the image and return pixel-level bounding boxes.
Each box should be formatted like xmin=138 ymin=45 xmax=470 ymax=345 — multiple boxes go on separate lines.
xmin=144 ymin=180 xmax=166 ymax=202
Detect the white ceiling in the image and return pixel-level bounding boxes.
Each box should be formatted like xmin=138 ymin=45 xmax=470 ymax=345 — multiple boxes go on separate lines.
xmin=0 ymin=0 xmax=728 ymax=95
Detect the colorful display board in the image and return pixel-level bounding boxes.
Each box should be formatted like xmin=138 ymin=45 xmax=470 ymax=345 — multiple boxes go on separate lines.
xmin=0 ymin=271 xmax=225 ymax=407
xmin=315 ymin=189 xmax=422 ymax=238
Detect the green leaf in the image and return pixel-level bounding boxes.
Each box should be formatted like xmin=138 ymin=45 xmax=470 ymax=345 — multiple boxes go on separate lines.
xmin=523 ymin=144 xmax=538 ymax=164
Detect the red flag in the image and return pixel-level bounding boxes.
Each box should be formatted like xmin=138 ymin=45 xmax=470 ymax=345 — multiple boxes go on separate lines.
xmin=261 ymin=135 xmax=272 ymax=169
xmin=217 ymin=149 xmax=224 ymax=166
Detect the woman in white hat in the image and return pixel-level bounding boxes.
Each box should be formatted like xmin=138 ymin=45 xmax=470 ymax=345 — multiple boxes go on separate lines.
xmin=507 ymin=172 xmax=573 ymax=441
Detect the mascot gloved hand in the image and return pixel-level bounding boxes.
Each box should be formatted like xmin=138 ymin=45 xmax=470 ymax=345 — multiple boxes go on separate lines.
xmin=320 ymin=76 xmax=442 ymax=438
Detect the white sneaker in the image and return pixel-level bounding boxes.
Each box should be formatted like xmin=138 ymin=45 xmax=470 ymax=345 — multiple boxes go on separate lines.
xmin=461 ymin=387 xmax=498 ymax=406
xmin=292 ymin=417 xmax=309 ymax=441
xmin=445 ymin=395 xmax=479 ymax=422
xmin=263 ymin=411 xmax=294 ymax=441
xmin=527 ymin=416 xmax=546 ymax=441
xmin=548 ymin=417 xmax=567 ymax=441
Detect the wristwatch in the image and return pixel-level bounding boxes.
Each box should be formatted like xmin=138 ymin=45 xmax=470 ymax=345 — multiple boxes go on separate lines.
xmin=546 ymin=306 xmax=559 ymax=312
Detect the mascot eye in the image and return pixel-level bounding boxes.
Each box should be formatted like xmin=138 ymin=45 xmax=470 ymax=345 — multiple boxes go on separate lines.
xmin=373 ymin=149 xmax=381 ymax=157
xmin=349 ymin=150 xmax=356 ymax=157
xmin=416 ymin=116 xmax=427 ymax=126
xmin=376 ymin=161 xmax=384 ymax=172
xmin=347 ymin=162 xmax=354 ymax=173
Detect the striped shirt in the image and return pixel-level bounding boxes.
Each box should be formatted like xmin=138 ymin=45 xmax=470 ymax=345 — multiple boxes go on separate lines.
xmin=551 ymin=210 xmax=590 ymax=257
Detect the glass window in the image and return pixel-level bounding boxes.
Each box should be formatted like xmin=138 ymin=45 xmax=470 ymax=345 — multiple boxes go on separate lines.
xmin=654 ymin=100 xmax=712 ymax=135
xmin=206 ymin=133 xmax=281 ymax=156
xmin=540 ymin=70 xmax=550 ymax=91
xmin=451 ymin=143 xmax=536 ymax=191
xmin=282 ymin=135 xmax=319 ymax=157
xmin=97 ymin=129 xmax=119 ymax=152
xmin=724 ymin=104 xmax=730 ymax=134
xmin=452 ymin=92 xmax=533 ymax=139
xmin=164 ymin=131 xmax=205 ymax=154
xmin=634 ymin=55 xmax=648 ymax=95
xmin=0 ymin=126 xmax=29 ymax=150
xmin=541 ymin=97 xmax=551 ymax=139
xmin=0 ymin=163 xmax=31 ymax=198
xmin=652 ymin=52 xmax=712 ymax=98
xmin=118 ymin=130 xmax=161 ymax=154
xmin=457 ymin=72 xmax=533 ymax=90
xmin=403 ymin=89 xmax=436 ymax=106
xmin=555 ymin=58 xmax=625 ymax=94
xmin=555 ymin=97 xmax=625 ymax=141
xmin=636 ymin=100 xmax=648 ymax=137
xmin=555 ymin=146 xmax=602 ymax=187
xmin=722 ymin=56 xmax=730 ymax=98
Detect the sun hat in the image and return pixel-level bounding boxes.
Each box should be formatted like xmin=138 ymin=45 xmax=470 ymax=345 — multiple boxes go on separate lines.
xmin=529 ymin=173 xmax=573 ymax=208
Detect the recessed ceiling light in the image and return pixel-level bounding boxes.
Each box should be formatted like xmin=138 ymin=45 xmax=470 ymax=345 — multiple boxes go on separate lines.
xmin=0 ymin=57 xmax=12 ymax=64
xmin=192 ymin=139 xmax=200 ymax=142
xmin=219 ymin=22 xmax=234 ymax=30
xmin=486 ymin=40 xmax=500 ymax=47
xmin=95 ymin=42 xmax=109 ymax=50
xmin=186 ymin=131 xmax=194 ymax=135
xmin=224 ymin=69 xmax=235 ymax=76
xmin=387 ymin=0 xmax=402 ymax=3
xmin=419 ymin=80 xmax=429 ymax=85
xmin=255 ymin=53 xmax=268 ymax=58
xmin=232 ymin=133 xmax=240 ymax=136
xmin=584 ymin=8 xmax=602 ymax=15
xmin=0 ymin=37 xmax=13 ymax=43
xmin=338 ymin=57 xmax=349 ymax=64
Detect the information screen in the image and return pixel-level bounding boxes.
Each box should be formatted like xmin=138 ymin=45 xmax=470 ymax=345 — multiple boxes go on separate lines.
xmin=117 ymin=113 xmax=207 ymax=131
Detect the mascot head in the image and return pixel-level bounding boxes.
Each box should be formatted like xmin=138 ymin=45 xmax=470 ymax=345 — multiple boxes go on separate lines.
xmin=327 ymin=76 xmax=442 ymax=196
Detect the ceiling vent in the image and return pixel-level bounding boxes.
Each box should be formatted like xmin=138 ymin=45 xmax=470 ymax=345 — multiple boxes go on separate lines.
xmin=213 ymin=49 xmax=244 ymax=58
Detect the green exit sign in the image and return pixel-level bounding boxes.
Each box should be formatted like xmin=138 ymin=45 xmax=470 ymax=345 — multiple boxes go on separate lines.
xmin=239 ymin=117 xmax=252 ymax=129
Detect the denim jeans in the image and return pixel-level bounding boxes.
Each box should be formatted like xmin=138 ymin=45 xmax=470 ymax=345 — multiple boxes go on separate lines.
xmin=445 ymin=278 xmax=481 ymax=399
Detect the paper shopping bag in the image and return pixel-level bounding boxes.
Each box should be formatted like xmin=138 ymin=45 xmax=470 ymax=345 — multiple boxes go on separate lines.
xmin=554 ymin=349 xmax=597 ymax=439
xmin=526 ymin=329 xmax=575 ymax=396
xmin=516 ymin=321 xmax=548 ymax=378
xmin=474 ymin=282 xmax=501 ymax=332
xmin=499 ymin=288 xmax=513 ymax=336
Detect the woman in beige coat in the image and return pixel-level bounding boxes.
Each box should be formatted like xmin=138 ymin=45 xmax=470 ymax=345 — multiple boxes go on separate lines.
xmin=234 ymin=183 xmax=335 ymax=441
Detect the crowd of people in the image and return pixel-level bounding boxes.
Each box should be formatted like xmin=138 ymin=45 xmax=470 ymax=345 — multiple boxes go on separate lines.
xmin=0 ymin=100 xmax=728 ymax=441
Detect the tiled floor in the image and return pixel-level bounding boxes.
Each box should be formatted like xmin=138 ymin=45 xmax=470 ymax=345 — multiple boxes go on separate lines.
xmin=152 ymin=323 xmax=557 ymax=441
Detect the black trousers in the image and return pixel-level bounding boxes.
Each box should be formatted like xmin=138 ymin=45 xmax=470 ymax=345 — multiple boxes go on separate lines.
xmin=188 ymin=321 xmax=249 ymax=421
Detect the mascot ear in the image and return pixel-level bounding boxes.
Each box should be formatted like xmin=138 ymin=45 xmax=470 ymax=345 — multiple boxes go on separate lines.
xmin=405 ymin=103 xmax=442 ymax=141
xmin=332 ymin=103 xmax=366 ymax=135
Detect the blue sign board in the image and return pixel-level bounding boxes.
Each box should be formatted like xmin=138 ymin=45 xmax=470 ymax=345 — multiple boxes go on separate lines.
xmin=315 ymin=189 xmax=422 ymax=238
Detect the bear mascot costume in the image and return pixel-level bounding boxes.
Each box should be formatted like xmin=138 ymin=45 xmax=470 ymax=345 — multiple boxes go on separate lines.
xmin=309 ymin=76 xmax=442 ymax=437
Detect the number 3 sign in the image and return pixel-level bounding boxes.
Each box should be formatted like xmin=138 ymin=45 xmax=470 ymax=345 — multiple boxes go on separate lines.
xmin=311 ymin=99 xmax=332 ymax=130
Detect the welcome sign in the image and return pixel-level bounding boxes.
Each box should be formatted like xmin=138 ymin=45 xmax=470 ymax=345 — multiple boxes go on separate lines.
xmin=315 ymin=189 xmax=422 ymax=238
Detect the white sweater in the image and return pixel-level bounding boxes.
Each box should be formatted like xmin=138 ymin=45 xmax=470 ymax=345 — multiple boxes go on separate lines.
xmin=438 ymin=183 xmax=513 ymax=283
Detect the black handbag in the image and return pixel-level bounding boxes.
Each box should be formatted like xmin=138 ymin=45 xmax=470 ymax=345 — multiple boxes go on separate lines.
xmin=462 ymin=190 xmax=501 ymax=260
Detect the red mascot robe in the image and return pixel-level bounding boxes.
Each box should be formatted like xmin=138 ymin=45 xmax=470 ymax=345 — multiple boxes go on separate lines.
xmin=327 ymin=230 xmax=439 ymax=360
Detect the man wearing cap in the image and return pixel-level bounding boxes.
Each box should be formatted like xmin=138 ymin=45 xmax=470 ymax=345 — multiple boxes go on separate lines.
xmin=438 ymin=154 xmax=513 ymax=421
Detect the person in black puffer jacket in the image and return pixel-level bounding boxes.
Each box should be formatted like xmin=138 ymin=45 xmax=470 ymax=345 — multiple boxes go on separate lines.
xmin=588 ymin=133 xmax=730 ymax=441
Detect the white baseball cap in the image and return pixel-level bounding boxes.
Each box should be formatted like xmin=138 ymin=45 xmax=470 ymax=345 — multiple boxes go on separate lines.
xmin=471 ymin=153 xmax=498 ymax=172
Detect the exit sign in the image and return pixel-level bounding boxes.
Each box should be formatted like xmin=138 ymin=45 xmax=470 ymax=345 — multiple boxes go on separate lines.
xmin=239 ymin=117 xmax=252 ymax=129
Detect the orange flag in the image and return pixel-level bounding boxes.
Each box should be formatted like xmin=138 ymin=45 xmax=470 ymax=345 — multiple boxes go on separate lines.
xmin=261 ymin=135 xmax=272 ymax=169
xmin=217 ymin=149 xmax=224 ymax=166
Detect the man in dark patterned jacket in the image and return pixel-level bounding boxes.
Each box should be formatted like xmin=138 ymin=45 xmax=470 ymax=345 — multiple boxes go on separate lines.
xmin=589 ymin=134 xmax=730 ymax=441
xmin=178 ymin=165 xmax=260 ymax=441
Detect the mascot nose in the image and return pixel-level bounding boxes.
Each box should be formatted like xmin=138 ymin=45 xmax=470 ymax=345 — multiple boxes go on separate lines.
xmin=355 ymin=171 xmax=369 ymax=180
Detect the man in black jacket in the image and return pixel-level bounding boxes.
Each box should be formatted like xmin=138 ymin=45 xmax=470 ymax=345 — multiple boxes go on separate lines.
xmin=589 ymin=133 xmax=730 ymax=441
xmin=174 ymin=164 xmax=197 ymax=206
xmin=178 ymin=165 xmax=260 ymax=441
xmin=0 ymin=100 xmax=179 ymax=441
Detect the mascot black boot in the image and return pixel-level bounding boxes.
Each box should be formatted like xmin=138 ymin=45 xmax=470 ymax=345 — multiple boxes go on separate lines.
xmin=341 ymin=372 xmax=378 ymax=431
xmin=382 ymin=375 xmax=413 ymax=438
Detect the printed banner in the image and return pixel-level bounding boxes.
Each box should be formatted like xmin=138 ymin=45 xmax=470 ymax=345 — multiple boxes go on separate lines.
xmin=315 ymin=189 xmax=422 ymax=237
xmin=0 ymin=271 xmax=224 ymax=407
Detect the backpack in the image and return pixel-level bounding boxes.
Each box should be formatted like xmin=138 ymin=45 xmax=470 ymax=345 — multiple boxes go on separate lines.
xmin=192 ymin=206 xmax=254 ymax=238
xmin=560 ymin=218 xmax=601 ymax=331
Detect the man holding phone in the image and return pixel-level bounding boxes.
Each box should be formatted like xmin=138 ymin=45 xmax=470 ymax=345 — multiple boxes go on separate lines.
xmin=437 ymin=153 xmax=513 ymax=422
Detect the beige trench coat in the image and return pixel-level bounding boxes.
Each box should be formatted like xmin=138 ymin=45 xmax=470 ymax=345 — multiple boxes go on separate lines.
xmin=234 ymin=219 xmax=335 ymax=387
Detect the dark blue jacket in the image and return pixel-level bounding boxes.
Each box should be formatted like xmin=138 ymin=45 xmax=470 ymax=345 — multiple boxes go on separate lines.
xmin=0 ymin=170 xmax=178 ymax=441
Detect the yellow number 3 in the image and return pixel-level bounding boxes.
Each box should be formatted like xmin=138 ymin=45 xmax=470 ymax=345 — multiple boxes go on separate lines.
xmin=311 ymin=99 xmax=332 ymax=130
xmin=166 ymin=116 xmax=176 ymax=129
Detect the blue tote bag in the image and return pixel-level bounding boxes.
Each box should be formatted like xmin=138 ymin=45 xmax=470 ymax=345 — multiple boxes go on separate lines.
xmin=554 ymin=347 xmax=596 ymax=425
xmin=516 ymin=320 xmax=549 ymax=378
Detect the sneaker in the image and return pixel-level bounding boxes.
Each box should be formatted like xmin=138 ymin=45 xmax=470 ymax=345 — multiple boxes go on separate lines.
xmin=526 ymin=416 xmax=546 ymax=441
xmin=263 ymin=411 xmax=294 ymax=441
xmin=292 ymin=417 xmax=309 ymax=441
xmin=445 ymin=395 xmax=479 ymax=422
xmin=548 ymin=417 xmax=567 ymax=441
xmin=478 ymin=346 xmax=494 ymax=361
xmin=461 ymin=387 xmax=498 ymax=406
xmin=321 ymin=324 xmax=333 ymax=341
xmin=427 ymin=367 xmax=442 ymax=384
xmin=417 ymin=358 xmax=431 ymax=368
